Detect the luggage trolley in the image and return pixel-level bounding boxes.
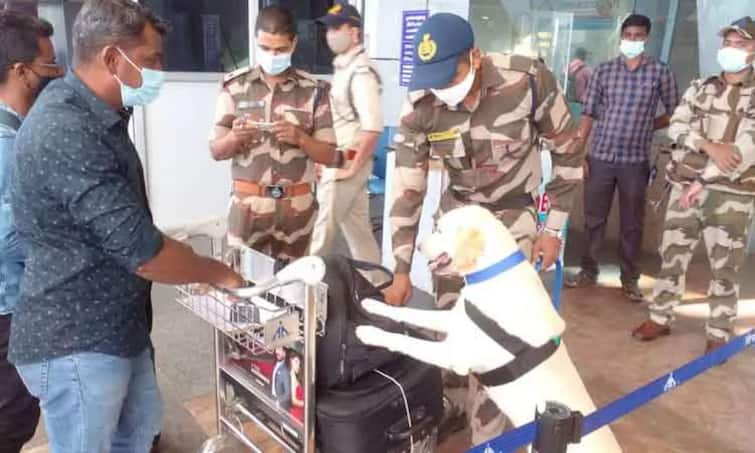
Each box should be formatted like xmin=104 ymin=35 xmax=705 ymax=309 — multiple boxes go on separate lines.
xmin=172 ymin=230 xmax=328 ymax=453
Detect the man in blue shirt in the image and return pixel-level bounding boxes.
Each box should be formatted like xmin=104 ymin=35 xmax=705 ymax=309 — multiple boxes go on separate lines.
xmin=9 ymin=1 xmax=244 ymax=452
xmin=0 ymin=11 xmax=62 ymax=452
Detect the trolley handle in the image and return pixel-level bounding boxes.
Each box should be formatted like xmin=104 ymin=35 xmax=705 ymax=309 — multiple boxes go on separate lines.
xmin=216 ymin=256 xmax=327 ymax=300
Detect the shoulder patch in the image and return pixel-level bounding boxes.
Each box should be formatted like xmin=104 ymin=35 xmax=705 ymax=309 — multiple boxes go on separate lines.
xmin=293 ymin=69 xmax=319 ymax=88
xmin=487 ymin=52 xmax=538 ymax=76
xmin=223 ymin=66 xmax=254 ymax=85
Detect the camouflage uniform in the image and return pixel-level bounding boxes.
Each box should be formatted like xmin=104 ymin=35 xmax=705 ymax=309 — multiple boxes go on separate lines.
xmin=210 ymin=67 xmax=336 ymax=261
xmin=650 ymin=69 xmax=755 ymax=341
xmin=390 ymin=53 xmax=582 ymax=444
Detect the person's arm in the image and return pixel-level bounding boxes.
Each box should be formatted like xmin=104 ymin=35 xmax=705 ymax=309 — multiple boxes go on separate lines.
xmin=699 ymin=116 xmax=755 ymax=181
xmin=209 ymin=88 xmax=260 ymax=161
xmin=47 ymin=136 xmax=243 ymax=289
xmin=0 ymin=136 xmax=25 ymax=262
xmin=668 ymin=82 xmax=706 ymax=153
xmin=655 ymin=65 xmax=680 ymax=131
xmin=136 ymin=236 xmax=242 ymax=288
xmin=272 ymin=82 xmax=339 ymax=166
xmin=390 ymin=98 xmax=431 ymax=275
xmin=533 ymin=63 xmax=586 ymax=234
xmin=337 ymin=70 xmax=384 ymax=179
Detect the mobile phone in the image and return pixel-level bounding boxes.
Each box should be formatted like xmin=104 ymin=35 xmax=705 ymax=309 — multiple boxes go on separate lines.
xmin=248 ymin=121 xmax=275 ymax=131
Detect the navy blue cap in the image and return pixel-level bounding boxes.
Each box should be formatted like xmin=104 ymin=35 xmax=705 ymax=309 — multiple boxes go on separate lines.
xmin=409 ymin=13 xmax=474 ymax=91
xmin=317 ymin=2 xmax=361 ymax=28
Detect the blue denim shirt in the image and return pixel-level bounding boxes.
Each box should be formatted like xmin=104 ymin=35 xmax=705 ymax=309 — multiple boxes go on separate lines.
xmin=8 ymin=72 xmax=163 ymax=365
xmin=0 ymin=103 xmax=25 ymax=315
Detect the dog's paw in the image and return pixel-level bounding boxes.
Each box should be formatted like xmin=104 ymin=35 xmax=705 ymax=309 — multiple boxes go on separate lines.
xmin=361 ymin=298 xmax=388 ymax=316
xmin=355 ymin=325 xmax=386 ymax=347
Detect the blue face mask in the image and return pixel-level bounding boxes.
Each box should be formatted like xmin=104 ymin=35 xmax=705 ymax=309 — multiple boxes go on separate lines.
xmin=256 ymin=46 xmax=293 ymax=76
xmin=114 ymin=48 xmax=165 ymax=107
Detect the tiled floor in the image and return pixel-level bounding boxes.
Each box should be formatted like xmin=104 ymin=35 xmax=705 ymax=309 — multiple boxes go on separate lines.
xmin=21 ymin=230 xmax=755 ymax=453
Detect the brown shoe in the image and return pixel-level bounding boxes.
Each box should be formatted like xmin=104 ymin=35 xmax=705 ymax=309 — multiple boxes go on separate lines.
xmin=632 ymin=319 xmax=671 ymax=341
xmin=705 ymin=338 xmax=727 ymax=354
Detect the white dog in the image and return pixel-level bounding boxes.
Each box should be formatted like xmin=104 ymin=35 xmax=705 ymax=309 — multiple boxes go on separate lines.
xmin=356 ymin=205 xmax=621 ymax=452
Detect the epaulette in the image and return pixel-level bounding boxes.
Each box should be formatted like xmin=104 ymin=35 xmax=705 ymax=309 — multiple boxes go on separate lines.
xmin=293 ymin=69 xmax=320 ymax=88
xmin=487 ymin=52 xmax=539 ymax=76
xmin=223 ymin=66 xmax=254 ymax=85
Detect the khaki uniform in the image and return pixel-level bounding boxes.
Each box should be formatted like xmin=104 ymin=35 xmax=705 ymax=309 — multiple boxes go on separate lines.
xmin=310 ymin=45 xmax=383 ymax=266
xmin=210 ymin=67 xmax=336 ymax=260
xmin=650 ymin=70 xmax=755 ymax=340
xmin=390 ymin=53 xmax=581 ymax=444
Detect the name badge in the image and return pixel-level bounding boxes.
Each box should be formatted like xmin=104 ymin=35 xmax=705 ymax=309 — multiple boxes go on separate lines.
xmin=428 ymin=128 xmax=461 ymax=143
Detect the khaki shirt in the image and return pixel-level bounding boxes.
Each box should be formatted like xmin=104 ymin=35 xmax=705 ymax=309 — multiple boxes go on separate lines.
xmin=330 ymin=45 xmax=383 ymax=150
xmin=210 ymin=66 xmax=336 ymax=185
xmin=667 ymin=69 xmax=755 ymax=195
xmin=389 ymin=53 xmax=581 ymax=273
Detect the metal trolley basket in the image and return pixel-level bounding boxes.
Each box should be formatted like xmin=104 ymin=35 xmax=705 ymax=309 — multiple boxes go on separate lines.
xmin=172 ymin=227 xmax=327 ymax=453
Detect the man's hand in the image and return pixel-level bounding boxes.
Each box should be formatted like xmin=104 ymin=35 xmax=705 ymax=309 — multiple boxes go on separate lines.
xmin=216 ymin=268 xmax=246 ymax=290
xmin=531 ymin=234 xmax=561 ymax=270
xmin=679 ymin=180 xmax=704 ymax=209
xmin=382 ymin=272 xmax=412 ymax=306
xmin=702 ymin=141 xmax=741 ymax=173
xmin=583 ymin=160 xmax=590 ymax=180
xmin=229 ymin=117 xmax=262 ymax=149
xmin=272 ymin=121 xmax=304 ymax=146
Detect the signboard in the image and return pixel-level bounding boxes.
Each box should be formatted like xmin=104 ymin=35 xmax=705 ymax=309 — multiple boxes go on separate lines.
xmin=264 ymin=312 xmax=300 ymax=350
xmin=399 ymin=9 xmax=429 ymax=87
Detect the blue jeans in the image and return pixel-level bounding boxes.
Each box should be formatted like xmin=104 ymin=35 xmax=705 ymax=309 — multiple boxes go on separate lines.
xmin=16 ymin=347 xmax=162 ymax=453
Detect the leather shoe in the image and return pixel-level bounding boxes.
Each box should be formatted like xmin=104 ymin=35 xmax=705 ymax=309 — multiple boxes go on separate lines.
xmin=705 ymin=338 xmax=727 ymax=354
xmin=632 ymin=319 xmax=671 ymax=341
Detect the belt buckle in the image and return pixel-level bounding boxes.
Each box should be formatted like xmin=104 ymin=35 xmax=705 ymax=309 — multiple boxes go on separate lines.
xmin=267 ymin=185 xmax=285 ymax=199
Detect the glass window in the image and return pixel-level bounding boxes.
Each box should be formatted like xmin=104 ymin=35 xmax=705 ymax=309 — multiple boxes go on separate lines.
xmin=143 ymin=0 xmax=250 ymax=73
xmin=260 ymin=0 xmax=335 ymax=75
xmin=667 ymin=0 xmax=698 ymax=90
xmin=469 ymin=0 xmax=635 ymax=91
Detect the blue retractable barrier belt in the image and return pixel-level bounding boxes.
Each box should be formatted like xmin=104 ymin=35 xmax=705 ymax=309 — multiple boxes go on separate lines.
xmin=468 ymin=329 xmax=755 ymax=453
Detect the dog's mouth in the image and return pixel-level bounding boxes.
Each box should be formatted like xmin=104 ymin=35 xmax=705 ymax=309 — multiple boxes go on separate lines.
xmin=428 ymin=252 xmax=452 ymax=272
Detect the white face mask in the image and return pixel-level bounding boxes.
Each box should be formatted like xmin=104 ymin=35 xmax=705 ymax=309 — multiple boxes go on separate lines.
xmin=256 ymin=46 xmax=293 ymax=76
xmin=620 ymin=39 xmax=645 ymax=59
xmin=717 ymin=47 xmax=752 ymax=73
xmin=431 ymin=54 xmax=476 ymax=107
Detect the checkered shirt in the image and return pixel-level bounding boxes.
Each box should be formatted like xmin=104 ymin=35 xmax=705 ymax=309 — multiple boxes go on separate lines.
xmin=583 ymin=56 xmax=679 ymax=164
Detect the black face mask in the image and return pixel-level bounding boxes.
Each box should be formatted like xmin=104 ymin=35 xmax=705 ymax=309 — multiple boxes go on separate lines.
xmin=28 ymin=66 xmax=60 ymax=97
xmin=35 ymin=75 xmax=56 ymax=95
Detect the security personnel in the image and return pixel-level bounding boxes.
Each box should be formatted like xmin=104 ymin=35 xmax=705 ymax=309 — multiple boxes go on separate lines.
xmin=209 ymin=5 xmax=339 ymax=261
xmin=310 ymin=3 xmax=382 ymax=269
xmin=633 ymin=16 xmax=755 ymax=353
xmin=381 ymin=13 xmax=585 ymax=444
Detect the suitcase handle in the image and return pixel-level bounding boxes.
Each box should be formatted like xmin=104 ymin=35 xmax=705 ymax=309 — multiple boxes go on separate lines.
xmin=385 ymin=412 xmax=435 ymax=443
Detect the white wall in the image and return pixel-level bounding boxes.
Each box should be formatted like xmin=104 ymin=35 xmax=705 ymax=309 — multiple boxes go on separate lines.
xmin=134 ymin=73 xmax=230 ymax=232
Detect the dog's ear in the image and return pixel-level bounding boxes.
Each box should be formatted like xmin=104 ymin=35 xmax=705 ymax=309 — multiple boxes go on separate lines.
xmin=454 ymin=227 xmax=485 ymax=273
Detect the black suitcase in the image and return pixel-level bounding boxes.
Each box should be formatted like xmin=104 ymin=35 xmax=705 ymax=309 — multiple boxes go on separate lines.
xmin=317 ymin=255 xmax=405 ymax=389
xmin=316 ymin=356 xmax=443 ymax=453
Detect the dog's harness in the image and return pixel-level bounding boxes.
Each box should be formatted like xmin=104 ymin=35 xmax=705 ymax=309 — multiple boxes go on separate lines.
xmin=463 ymin=250 xmax=560 ymax=387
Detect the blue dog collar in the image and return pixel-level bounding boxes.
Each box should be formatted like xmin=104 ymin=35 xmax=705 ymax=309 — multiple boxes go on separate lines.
xmin=464 ymin=250 xmax=527 ymax=285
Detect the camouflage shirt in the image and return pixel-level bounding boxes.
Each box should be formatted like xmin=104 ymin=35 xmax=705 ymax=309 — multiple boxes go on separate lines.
xmin=390 ymin=54 xmax=582 ymax=273
xmin=667 ymin=69 xmax=755 ymax=195
xmin=210 ymin=66 xmax=336 ymax=185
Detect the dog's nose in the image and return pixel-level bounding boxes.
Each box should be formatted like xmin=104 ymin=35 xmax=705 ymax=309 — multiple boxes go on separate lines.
xmin=417 ymin=242 xmax=423 ymax=253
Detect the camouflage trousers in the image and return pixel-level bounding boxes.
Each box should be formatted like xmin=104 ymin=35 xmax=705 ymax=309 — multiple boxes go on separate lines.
xmin=227 ymin=191 xmax=317 ymax=261
xmin=435 ymin=206 xmax=538 ymax=446
xmin=649 ymin=186 xmax=755 ymax=341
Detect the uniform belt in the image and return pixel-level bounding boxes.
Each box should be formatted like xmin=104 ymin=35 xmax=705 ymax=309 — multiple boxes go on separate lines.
xmin=233 ymin=180 xmax=312 ymax=199
xmin=451 ymin=191 xmax=534 ymax=211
